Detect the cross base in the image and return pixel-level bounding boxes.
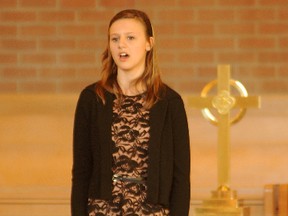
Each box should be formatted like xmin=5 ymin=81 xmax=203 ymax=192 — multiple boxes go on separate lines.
xmin=194 ymin=188 xmax=250 ymax=216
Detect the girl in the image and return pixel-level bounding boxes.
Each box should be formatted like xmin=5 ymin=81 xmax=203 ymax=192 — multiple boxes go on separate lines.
xmin=71 ymin=9 xmax=190 ymax=216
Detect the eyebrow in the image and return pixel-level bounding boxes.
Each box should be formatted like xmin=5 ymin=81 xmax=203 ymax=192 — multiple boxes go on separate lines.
xmin=110 ymin=32 xmax=136 ymax=36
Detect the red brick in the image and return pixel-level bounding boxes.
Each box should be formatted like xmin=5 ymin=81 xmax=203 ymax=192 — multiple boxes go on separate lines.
xmin=218 ymin=24 xmax=255 ymax=35
xmin=0 ymin=26 xmax=17 ymax=36
xmin=178 ymin=24 xmax=214 ymax=35
xmin=250 ymin=67 xmax=276 ymax=78
xmin=198 ymin=10 xmax=234 ymax=21
xmin=59 ymin=25 xmax=96 ymax=36
xmin=240 ymin=82 xmax=257 ymax=93
xmin=279 ymin=9 xmax=288 ymax=19
xmin=261 ymin=0 xmax=288 ymax=5
xmin=2 ymin=67 xmax=37 ymax=78
xmin=196 ymin=67 xmax=216 ymax=78
xmin=239 ymin=38 xmax=276 ymax=49
xmin=100 ymin=0 xmax=136 ymax=7
xmin=61 ymin=0 xmax=95 ymax=8
xmin=161 ymin=66 xmax=196 ymax=78
xmin=19 ymin=81 xmax=57 ymax=92
xmin=197 ymin=38 xmax=234 ymax=49
xmin=21 ymin=54 xmax=56 ymax=64
xmin=39 ymin=67 xmax=76 ymax=79
xmin=261 ymin=81 xmax=288 ymax=93
xmin=137 ymin=0 xmax=176 ymax=7
xmin=160 ymin=66 xmax=178 ymax=77
xmin=98 ymin=24 xmax=109 ymax=35
xmin=0 ymin=82 xmax=17 ymax=92
xmin=0 ymin=54 xmax=17 ymax=63
xmin=40 ymin=40 xmax=75 ymax=49
xmin=178 ymin=80 xmax=208 ymax=93
xmin=21 ymin=26 xmax=56 ymax=36
xmin=218 ymin=52 xmax=256 ymax=63
xmin=158 ymin=10 xmax=194 ymax=22
xmin=20 ymin=0 xmax=56 ymax=7
xmin=178 ymin=52 xmax=214 ymax=63
xmin=0 ymin=5 xmax=287 ymax=95
xmin=278 ymin=67 xmax=288 ymax=77
xmin=59 ymin=81 xmax=91 ymax=92
xmin=1 ymin=39 xmax=36 ymax=50
xmin=75 ymin=67 xmax=100 ymax=78
xmin=178 ymin=0 xmax=215 ymax=6
xmin=39 ymin=12 xmax=75 ymax=22
xmin=154 ymin=23 xmax=176 ymax=35
xmin=237 ymin=9 xmax=276 ymax=20
xmin=279 ymin=38 xmax=288 ymax=48
xmin=60 ymin=53 xmax=96 ymax=64
xmin=234 ymin=67 xmax=252 ymax=77
xmin=259 ymin=52 xmax=288 ymax=63
xmin=218 ymin=0 xmax=256 ymax=6
xmin=249 ymin=66 xmax=276 ymax=74
xmin=259 ymin=24 xmax=288 ymax=34
xmin=1 ymin=12 xmax=36 ymax=22
xmin=158 ymin=38 xmax=195 ymax=50
xmin=76 ymin=39 xmax=106 ymax=49
xmin=157 ymin=52 xmax=176 ymax=63
xmin=0 ymin=0 xmax=17 ymax=7
xmin=79 ymin=11 xmax=115 ymax=22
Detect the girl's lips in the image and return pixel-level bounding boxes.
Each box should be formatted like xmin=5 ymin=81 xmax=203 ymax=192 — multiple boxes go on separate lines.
xmin=120 ymin=52 xmax=128 ymax=56
xmin=119 ymin=52 xmax=130 ymax=61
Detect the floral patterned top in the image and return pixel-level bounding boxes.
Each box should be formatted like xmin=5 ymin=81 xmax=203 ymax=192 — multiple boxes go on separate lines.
xmin=87 ymin=94 xmax=169 ymax=216
xmin=111 ymin=93 xmax=150 ymax=178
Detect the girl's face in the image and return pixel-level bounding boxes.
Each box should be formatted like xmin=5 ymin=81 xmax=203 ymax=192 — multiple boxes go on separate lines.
xmin=109 ymin=18 xmax=152 ymax=76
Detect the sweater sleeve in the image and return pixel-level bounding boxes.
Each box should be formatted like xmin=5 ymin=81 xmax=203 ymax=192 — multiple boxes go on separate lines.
xmin=169 ymin=97 xmax=191 ymax=216
xmin=71 ymin=89 xmax=94 ymax=216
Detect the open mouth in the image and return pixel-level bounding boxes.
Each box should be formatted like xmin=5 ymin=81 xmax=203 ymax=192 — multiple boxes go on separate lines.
xmin=119 ymin=52 xmax=129 ymax=59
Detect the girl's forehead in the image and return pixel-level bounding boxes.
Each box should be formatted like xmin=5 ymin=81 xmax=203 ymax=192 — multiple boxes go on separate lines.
xmin=109 ymin=18 xmax=146 ymax=34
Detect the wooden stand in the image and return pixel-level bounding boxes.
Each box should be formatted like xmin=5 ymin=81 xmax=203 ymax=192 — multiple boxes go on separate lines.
xmin=265 ymin=184 xmax=288 ymax=216
xmin=195 ymin=187 xmax=250 ymax=216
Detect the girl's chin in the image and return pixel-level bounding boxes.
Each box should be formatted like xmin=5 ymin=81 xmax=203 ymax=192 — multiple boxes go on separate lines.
xmin=115 ymin=63 xmax=133 ymax=71
xmin=117 ymin=68 xmax=134 ymax=73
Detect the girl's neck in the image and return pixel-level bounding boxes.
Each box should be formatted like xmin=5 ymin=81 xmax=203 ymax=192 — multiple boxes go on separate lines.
xmin=117 ymin=71 xmax=146 ymax=96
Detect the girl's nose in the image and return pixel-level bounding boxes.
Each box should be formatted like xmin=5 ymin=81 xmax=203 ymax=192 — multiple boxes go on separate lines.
xmin=118 ymin=37 xmax=126 ymax=48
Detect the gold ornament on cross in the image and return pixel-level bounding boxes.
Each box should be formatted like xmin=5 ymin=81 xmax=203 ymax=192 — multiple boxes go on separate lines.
xmin=189 ymin=65 xmax=261 ymax=216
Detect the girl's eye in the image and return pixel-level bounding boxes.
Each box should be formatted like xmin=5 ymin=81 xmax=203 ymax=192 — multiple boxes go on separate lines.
xmin=111 ymin=37 xmax=119 ymax=42
xmin=127 ymin=36 xmax=135 ymax=40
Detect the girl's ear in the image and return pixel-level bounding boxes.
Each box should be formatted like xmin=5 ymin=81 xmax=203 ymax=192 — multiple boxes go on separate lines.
xmin=146 ymin=37 xmax=154 ymax=51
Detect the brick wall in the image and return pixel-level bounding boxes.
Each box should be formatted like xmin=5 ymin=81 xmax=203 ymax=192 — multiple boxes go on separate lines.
xmin=0 ymin=0 xmax=287 ymax=94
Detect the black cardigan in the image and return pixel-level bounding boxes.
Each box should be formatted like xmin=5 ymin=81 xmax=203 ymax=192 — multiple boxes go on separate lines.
xmin=71 ymin=83 xmax=190 ymax=216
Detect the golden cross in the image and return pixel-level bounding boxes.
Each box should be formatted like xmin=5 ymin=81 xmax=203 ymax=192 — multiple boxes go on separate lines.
xmin=189 ymin=65 xmax=261 ymax=190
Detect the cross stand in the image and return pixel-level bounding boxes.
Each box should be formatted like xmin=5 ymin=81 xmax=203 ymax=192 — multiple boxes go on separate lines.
xmin=189 ymin=65 xmax=261 ymax=216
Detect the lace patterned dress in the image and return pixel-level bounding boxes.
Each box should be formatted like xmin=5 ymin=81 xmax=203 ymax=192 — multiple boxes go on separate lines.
xmin=88 ymin=94 xmax=170 ymax=216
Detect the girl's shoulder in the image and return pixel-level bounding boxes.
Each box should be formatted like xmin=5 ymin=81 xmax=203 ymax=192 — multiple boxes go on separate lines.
xmin=81 ymin=82 xmax=108 ymax=96
xmin=80 ymin=82 xmax=114 ymax=105
xmin=78 ymin=82 xmax=102 ymax=102
xmin=83 ymin=82 xmax=98 ymax=93
xmin=161 ymin=84 xmax=183 ymax=102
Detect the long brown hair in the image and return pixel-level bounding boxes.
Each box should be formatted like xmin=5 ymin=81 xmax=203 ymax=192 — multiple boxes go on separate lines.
xmin=95 ymin=9 xmax=165 ymax=109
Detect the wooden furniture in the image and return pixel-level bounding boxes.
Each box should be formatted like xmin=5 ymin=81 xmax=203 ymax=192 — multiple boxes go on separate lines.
xmin=265 ymin=184 xmax=288 ymax=216
xmin=0 ymin=94 xmax=77 ymax=216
